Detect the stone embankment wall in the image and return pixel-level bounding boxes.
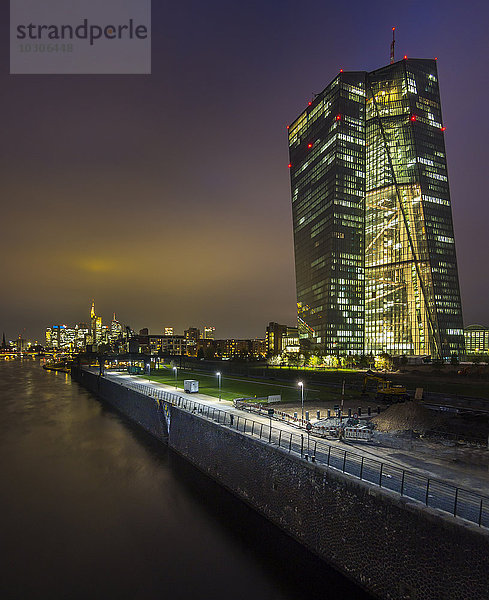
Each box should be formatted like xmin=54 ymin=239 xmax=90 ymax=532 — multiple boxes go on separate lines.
xmin=72 ymin=368 xmax=167 ymax=441
xmin=169 ymin=408 xmax=489 ymax=600
xmin=73 ymin=368 xmax=489 ymax=600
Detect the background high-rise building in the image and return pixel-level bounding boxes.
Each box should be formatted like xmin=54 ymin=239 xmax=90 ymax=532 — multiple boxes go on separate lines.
xmin=45 ymin=327 xmax=53 ymax=349
xmin=203 ymin=326 xmax=216 ymax=340
xmin=265 ymin=322 xmax=299 ymax=356
xmin=76 ymin=323 xmax=90 ymax=349
xmin=110 ymin=314 xmax=123 ymax=342
xmin=184 ymin=327 xmax=200 ymax=344
xmin=289 ymin=58 xmax=464 ymax=359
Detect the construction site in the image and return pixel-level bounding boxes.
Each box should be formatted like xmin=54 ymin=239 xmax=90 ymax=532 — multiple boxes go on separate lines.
xmin=269 ymin=393 xmax=489 ymax=497
xmin=134 ymin=358 xmax=489 ymax=495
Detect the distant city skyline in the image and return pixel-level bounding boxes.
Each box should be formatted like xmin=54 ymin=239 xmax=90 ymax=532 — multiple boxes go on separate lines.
xmin=1 ymin=2 xmax=488 ymax=342
xmin=42 ymin=300 xmax=223 ymax=342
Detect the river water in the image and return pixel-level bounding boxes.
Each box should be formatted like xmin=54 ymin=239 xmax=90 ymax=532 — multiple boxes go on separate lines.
xmin=0 ymin=360 xmax=372 ymax=599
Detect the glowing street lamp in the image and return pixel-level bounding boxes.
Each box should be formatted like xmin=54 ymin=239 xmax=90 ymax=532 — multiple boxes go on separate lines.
xmin=173 ymin=366 xmax=178 ymax=389
xmin=298 ymin=381 xmax=304 ymax=422
xmin=216 ymin=371 xmax=221 ymax=401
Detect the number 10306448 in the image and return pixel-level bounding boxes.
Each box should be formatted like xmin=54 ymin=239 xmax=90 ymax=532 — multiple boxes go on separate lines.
xmin=18 ymin=43 xmax=73 ymax=53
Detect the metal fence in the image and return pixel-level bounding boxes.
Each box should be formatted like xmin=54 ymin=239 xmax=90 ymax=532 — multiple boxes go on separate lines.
xmin=105 ymin=373 xmax=489 ymax=529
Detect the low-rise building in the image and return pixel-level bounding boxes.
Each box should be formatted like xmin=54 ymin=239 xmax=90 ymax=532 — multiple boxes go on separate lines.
xmin=149 ymin=334 xmax=187 ymax=355
xmin=464 ymin=324 xmax=489 ymax=354
xmin=196 ymin=338 xmax=266 ymax=360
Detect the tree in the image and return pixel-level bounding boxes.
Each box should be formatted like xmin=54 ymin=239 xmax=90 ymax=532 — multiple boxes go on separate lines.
xmin=287 ymin=353 xmax=300 ymax=369
xmin=357 ymin=354 xmax=369 ymax=368
xmin=267 ymin=354 xmax=282 ymax=366
xmin=375 ymin=352 xmax=393 ymax=371
xmin=325 ymin=355 xmax=339 ymax=368
xmin=204 ymin=347 xmax=215 ymax=360
xmin=308 ymin=354 xmax=321 ymax=368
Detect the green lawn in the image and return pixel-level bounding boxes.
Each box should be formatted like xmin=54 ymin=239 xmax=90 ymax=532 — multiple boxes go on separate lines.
xmin=139 ymin=367 xmax=358 ymax=405
xmin=139 ymin=363 xmax=489 ymax=403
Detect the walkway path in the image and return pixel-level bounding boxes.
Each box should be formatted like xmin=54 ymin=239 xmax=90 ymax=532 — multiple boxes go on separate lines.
xmin=101 ymin=369 xmax=489 ymax=529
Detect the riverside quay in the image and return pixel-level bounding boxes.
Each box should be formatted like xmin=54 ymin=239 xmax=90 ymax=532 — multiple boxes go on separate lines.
xmin=73 ymin=364 xmax=489 ymax=600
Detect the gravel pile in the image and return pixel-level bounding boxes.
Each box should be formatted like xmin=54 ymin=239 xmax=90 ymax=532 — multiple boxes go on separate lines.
xmin=371 ymin=401 xmax=445 ymax=434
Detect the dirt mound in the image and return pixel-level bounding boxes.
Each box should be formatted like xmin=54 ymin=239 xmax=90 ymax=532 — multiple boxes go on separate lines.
xmin=371 ymin=401 xmax=445 ymax=434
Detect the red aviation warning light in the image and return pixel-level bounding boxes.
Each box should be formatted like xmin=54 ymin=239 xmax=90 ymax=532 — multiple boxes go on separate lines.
xmin=410 ymin=114 xmax=417 ymax=122
xmin=404 ymin=55 xmax=407 ymax=60
xmin=288 ymin=163 xmax=292 ymax=168
xmin=336 ymin=114 xmax=341 ymax=121
xmin=308 ymin=101 xmax=312 ymax=106
xmin=307 ymin=143 xmax=313 ymax=148
xmin=441 ymin=126 xmax=446 ymax=132
xmin=340 ymin=69 xmax=343 ymax=73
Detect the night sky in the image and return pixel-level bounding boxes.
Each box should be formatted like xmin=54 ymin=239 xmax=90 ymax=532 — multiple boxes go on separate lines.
xmin=2 ymin=0 xmax=488 ymax=342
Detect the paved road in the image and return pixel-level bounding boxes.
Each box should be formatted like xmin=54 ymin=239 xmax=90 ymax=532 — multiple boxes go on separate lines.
xmin=102 ymin=370 xmax=489 ymax=529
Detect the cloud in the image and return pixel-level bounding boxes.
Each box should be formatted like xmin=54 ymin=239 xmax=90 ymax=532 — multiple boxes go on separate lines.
xmin=77 ymin=258 xmax=118 ymax=274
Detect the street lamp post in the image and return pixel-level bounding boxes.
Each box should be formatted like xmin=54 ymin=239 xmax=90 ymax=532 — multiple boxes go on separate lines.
xmin=298 ymin=381 xmax=304 ymax=423
xmin=216 ymin=371 xmax=221 ymax=401
xmin=173 ymin=366 xmax=178 ymax=389
xmin=340 ymin=377 xmax=345 ymax=423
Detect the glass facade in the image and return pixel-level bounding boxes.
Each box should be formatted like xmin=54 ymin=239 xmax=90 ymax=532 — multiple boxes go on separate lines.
xmin=365 ymin=59 xmax=464 ymax=358
xmin=289 ymin=59 xmax=464 ymax=359
xmin=289 ymin=72 xmax=366 ymax=354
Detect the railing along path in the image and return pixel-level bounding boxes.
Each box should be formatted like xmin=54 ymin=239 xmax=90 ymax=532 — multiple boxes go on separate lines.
xmin=104 ymin=372 xmax=489 ymax=529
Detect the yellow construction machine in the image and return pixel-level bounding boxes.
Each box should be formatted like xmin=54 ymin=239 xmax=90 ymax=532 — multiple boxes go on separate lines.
xmin=361 ymin=372 xmax=409 ymax=403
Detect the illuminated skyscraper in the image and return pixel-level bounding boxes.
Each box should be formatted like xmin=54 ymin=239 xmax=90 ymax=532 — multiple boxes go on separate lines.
xmin=76 ymin=323 xmax=90 ymax=349
xmin=45 ymin=327 xmax=53 ymax=349
xmin=288 ymin=58 xmax=464 ymax=359
xmin=89 ymin=301 xmax=104 ymax=345
xmin=111 ymin=314 xmax=123 ymax=341
xmin=289 ymin=71 xmax=366 ymax=355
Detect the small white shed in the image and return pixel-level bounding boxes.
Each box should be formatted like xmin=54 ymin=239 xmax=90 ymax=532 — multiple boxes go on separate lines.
xmin=184 ymin=379 xmax=199 ymax=393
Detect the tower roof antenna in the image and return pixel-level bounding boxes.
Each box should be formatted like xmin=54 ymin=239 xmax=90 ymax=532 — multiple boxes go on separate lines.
xmin=390 ymin=27 xmax=395 ymax=64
